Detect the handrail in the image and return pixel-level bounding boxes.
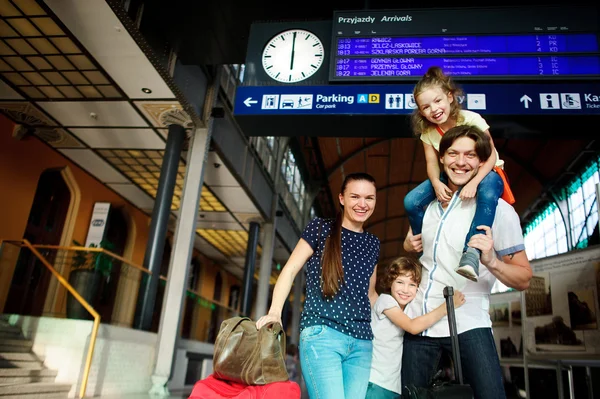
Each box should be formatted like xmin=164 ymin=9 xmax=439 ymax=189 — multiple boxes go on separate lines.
xmin=29 ymin=244 xmax=241 ymax=315
xmin=4 ymin=240 xmax=100 ymax=399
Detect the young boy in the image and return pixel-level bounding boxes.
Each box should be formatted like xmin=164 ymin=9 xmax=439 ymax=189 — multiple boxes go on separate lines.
xmin=367 ymin=257 xmax=465 ymax=398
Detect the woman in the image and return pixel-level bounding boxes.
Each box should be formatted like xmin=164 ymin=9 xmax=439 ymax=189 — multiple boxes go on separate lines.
xmin=257 ymin=172 xmax=380 ymax=399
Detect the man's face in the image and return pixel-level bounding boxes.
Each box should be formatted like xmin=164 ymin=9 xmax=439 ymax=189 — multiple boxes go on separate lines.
xmin=440 ymin=136 xmax=483 ymax=190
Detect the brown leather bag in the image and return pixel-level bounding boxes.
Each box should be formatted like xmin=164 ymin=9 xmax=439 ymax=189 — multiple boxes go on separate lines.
xmin=213 ymin=316 xmax=289 ymax=385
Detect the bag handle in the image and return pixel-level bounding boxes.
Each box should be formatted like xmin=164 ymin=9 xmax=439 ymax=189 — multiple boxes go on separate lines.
xmin=214 ymin=317 xmax=251 ymax=359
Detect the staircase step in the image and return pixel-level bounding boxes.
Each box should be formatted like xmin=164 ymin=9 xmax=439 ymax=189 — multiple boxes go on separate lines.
xmin=0 ymin=382 xmax=71 ymax=397
xmin=0 ymin=361 xmax=43 ymax=370
xmin=0 ymin=375 xmax=56 ymax=385
xmin=0 ymin=340 xmax=33 ymax=354
xmin=0 ymin=354 xmax=41 ymax=363
xmin=0 ymin=393 xmax=68 ymax=399
xmin=0 ymin=346 xmax=31 ymax=354
xmin=0 ymin=339 xmax=31 ymax=348
xmin=0 ymin=369 xmax=56 ymax=378
xmin=0 ymin=330 xmax=22 ymax=339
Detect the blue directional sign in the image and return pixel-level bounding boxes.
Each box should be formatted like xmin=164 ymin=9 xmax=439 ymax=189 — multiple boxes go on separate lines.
xmin=234 ymin=83 xmax=600 ymax=116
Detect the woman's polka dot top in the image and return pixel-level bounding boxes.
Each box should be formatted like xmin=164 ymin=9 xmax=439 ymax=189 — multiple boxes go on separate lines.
xmin=299 ymin=217 xmax=380 ymax=340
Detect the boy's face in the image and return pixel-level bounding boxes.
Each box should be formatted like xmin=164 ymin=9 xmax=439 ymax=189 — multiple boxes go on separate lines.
xmin=391 ymin=273 xmax=418 ymax=308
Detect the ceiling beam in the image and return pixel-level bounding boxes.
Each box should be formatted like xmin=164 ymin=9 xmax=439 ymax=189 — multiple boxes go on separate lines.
xmin=326 ymin=137 xmax=391 ymax=179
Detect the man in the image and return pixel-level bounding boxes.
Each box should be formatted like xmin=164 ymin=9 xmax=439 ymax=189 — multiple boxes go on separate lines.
xmin=402 ymin=125 xmax=532 ymax=399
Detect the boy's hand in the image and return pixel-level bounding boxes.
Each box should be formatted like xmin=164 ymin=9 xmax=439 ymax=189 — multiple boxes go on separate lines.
xmin=453 ymin=291 xmax=466 ymax=309
xmin=433 ymin=180 xmax=452 ymax=203
xmin=459 ymin=180 xmax=478 ymax=200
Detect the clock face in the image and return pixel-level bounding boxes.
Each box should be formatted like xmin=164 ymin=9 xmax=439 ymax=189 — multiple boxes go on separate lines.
xmin=262 ymin=29 xmax=324 ymax=83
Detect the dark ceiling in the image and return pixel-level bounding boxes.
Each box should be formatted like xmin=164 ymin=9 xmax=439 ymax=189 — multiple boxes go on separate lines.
xmin=141 ymin=0 xmax=599 ymax=263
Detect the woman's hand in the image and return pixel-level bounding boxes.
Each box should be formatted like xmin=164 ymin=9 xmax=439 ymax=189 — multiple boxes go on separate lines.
xmin=453 ymin=290 xmax=466 ymax=309
xmin=433 ymin=180 xmax=452 ymax=203
xmin=256 ymin=312 xmax=282 ymax=330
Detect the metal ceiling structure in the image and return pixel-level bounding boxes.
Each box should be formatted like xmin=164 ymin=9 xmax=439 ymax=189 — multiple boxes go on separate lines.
xmin=1 ymin=0 xmax=598 ymax=273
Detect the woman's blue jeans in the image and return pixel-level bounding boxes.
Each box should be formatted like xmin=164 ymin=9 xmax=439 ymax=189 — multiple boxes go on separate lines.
xmin=404 ymin=171 xmax=504 ymax=253
xmin=299 ymin=325 xmax=373 ymax=399
xmin=401 ymin=328 xmax=506 ymax=399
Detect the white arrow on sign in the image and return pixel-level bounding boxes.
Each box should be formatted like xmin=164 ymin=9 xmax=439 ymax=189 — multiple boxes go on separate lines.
xmin=244 ymin=97 xmax=258 ymax=107
xmin=520 ymin=95 xmax=532 ymax=109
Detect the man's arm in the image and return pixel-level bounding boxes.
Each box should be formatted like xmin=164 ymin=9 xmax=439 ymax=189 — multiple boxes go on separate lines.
xmin=468 ymin=225 xmax=532 ymax=291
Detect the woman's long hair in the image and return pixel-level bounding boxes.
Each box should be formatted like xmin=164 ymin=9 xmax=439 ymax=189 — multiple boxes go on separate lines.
xmin=321 ymin=172 xmax=376 ymax=298
xmin=410 ymin=66 xmax=464 ymax=137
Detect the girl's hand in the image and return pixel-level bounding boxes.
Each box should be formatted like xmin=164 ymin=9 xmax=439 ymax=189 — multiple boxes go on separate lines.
xmin=453 ymin=291 xmax=466 ymax=309
xmin=256 ymin=313 xmax=282 ymax=330
xmin=459 ymin=180 xmax=478 ymax=200
xmin=433 ymin=180 xmax=452 ymax=203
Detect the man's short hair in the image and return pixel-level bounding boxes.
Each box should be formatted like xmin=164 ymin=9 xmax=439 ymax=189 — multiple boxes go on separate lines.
xmin=439 ymin=125 xmax=492 ymax=163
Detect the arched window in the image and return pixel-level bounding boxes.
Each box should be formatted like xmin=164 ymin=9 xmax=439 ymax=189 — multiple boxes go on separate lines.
xmin=524 ymin=155 xmax=600 ymax=260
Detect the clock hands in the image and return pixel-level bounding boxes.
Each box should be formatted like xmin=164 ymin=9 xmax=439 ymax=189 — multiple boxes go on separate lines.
xmin=290 ymin=32 xmax=297 ymax=71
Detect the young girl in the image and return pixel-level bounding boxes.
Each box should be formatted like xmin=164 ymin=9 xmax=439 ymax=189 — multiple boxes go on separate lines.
xmin=404 ymin=66 xmax=512 ymax=282
xmin=257 ymin=172 xmax=380 ymax=399
xmin=367 ymin=257 xmax=465 ymax=398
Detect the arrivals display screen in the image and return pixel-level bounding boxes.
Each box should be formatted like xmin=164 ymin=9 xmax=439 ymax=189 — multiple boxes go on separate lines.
xmin=330 ymin=6 xmax=600 ymax=81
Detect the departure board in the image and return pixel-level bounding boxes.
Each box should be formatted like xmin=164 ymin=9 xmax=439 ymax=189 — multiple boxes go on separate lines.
xmin=330 ymin=6 xmax=600 ymax=81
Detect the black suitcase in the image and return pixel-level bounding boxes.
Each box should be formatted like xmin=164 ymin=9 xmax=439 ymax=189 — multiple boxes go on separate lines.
xmin=403 ymin=286 xmax=474 ymax=399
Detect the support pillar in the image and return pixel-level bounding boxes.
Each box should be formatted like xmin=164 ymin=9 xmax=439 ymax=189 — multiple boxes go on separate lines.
xmin=254 ymin=222 xmax=275 ymax=317
xmin=135 ymin=123 xmax=185 ymax=331
xmin=254 ymin=137 xmax=289 ymax=318
xmin=149 ymin=126 xmax=211 ymax=396
xmin=241 ymin=221 xmax=260 ymax=316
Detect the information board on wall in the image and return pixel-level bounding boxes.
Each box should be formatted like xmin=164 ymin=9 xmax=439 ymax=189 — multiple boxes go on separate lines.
xmin=490 ymin=290 xmax=524 ymax=361
xmin=522 ymin=246 xmax=600 ymax=355
xmin=329 ymin=6 xmax=600 ymax=81
xmin=234 ymin=82 xmax=600 ymax=116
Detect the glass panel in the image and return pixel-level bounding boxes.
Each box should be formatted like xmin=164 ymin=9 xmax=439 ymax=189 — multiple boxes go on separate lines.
xmin=19 ymin=86 xmax=44 ymax=98
xmin=31 ymin=17 xmax=63 ymax=36
xmin=5 ymin=56 xmax=33 ymax=71
xmin=67 ymin=55 xmax=94 ymax=70
xmin=21 ymin=71 xmax=48 ymax=85
xmin=0 ymin=1 xmax=22 ymax=16
xmin=50 ymin=37 xmax=80 ymax=54
xmin=27 ymin=38 xmax=59 ymax=54
xmin=0 ymin=59 xmax=12 ymax=71
xmin=41 ymin=71 xmax=68 ymax=85
xmin=2 ymin=72 xmax=29 ymax=85
xmin=27 ymin=56 xmax=52 ymax=70
xmin=77 ymin=85 xmax=102 ymax=98
xmin=46 ymin=55 xmax=74 ymax=70
xmin=57 ymin=86 xmax=83 ymax=98
xmin=38 ymin=86 xmax=64 ymax=98
xmin=96 ymin=85 xmax=120 ymax=98
xmin=5 ymin=38 xmax=36 ymax=54
xmin=0 ymin=20 xmax=17 ymax=36
xmin=0 ymin=41 xmax=16 ymax=55
xmin=83 ymin=70 xmax=109 ymax=85
xmin=7 ymin=18 xmax=40 ymax=36
xmin=62 ymin=71 xmax=88 ymax=84
xmin=12 ymin=0 xmax=46 ymax=16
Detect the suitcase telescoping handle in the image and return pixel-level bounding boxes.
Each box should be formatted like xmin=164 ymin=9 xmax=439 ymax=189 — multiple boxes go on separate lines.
xmin=443 ymin=286 xmax=464 ymax=385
